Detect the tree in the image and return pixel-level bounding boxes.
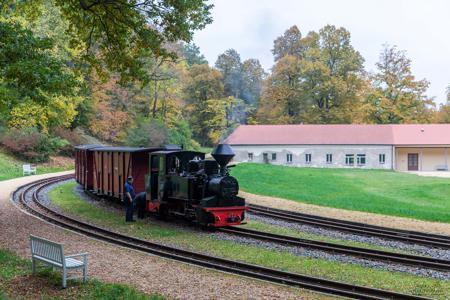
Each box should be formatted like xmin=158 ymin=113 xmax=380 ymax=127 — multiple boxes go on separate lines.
xmin=125 ymin=119 xmax=168 ymax=147
xmin=272 ymin=25 xmax=303 ymax=61
xmin=88 ymin=74 xmax=130 ymax=142
xmin=215 ymin=49 xmax=264 ymax=123
xmin=300 ymin=26 xmax=366 ymax=123
xmin=258 ymin=25 xmax=366 ymax=124
xmin=366 ymin=45 xmax=434 ymax=124
xmin=181 ymin=43 xmax=207 ymax=67
xmin=0 ymin=20 xmax=83 ymax=133
xmin=184 ymin=64 xmax=227 ymax=145
xmin=2 ymin=0 xmax=213 ymax=82
xmin=257 ymin=55 xmax=303 ymax=124
xmin=215 ymin=49 xmax=243 ymax=98
xmin=435 ymin=84 xmax=450 ymax=123
xmin=241 ymin=59 xmax=265 ymax=106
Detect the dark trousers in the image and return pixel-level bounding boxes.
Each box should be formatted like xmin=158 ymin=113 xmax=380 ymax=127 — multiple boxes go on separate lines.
xmin=136 ymin=192 xmax=146 ymax=219
xmin=125 ymin=199 xmax=134 ymax=221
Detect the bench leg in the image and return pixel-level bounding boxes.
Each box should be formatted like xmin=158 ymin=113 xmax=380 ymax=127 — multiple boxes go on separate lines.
xmin=83 ymin=266 xmax=87 ymax=283
xmin=62 ymin=269 xmax=67 ymax=288
xmin=32 ymin=259 xmax=36 ymax=275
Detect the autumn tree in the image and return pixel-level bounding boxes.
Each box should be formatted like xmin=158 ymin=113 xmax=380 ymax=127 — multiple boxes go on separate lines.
xmin=181 ymin=43 xmax=207 ymax=67
xmin=184 ymin=64 xmax=229 ymax=145
xmin=272 ymin=25 xmax=303 ymax=61
xmin=2 ymin=0 xmax=213 ymax=82
xmin=241 ymin=59 xmax=265 ymax=106
xmin=88 ymin=74 xmax=130 ymax=143
xmin=258 ymin=25 xmax=366 ymax=124
xmin=0 ymin=20 xmax=83 ymax=133
xmin=365 ymin=45 xmax=434 ymax=124
xmin=257 ymin=55 xmax=303 ymax=124
xmin=215 ymin=49 xmax=243 ymax=99
xmin=435 ymin=84 xmax=450 ymax=123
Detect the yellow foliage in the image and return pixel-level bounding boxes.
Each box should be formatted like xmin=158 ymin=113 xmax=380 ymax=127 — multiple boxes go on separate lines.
xmin=8 ymin=95 xmax=81 ymax=133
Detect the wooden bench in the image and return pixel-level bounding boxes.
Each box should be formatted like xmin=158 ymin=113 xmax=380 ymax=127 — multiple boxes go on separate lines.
xmin=30 ymin=235 xmax=88 ymax=288
xmin=23 ymin=164 xmax=37 ymax=176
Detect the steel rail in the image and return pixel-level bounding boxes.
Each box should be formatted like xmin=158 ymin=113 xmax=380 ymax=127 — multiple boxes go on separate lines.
xmin=219 ymin=226 xmax=450 ymax=272
xmin=249 ymin=204 xmax=450 ymax=249
xmin=14 ymin=175 xmax=431 ymax=300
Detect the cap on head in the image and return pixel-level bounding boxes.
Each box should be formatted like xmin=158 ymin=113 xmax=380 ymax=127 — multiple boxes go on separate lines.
xmin=127 ymin=176 xmax=133 ymax=181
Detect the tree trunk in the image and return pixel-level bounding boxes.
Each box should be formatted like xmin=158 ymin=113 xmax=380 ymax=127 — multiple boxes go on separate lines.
xmin=152 ymin=79 xmax=158 ymax=118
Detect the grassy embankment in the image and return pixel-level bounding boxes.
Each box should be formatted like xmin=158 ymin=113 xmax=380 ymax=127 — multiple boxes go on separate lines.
xmin=233 ymin=163 xmax=450 ymax=223
xmin=0 ymin=152 xmax=73 ymax=181
xmin=47 ymin=182 xmax=450 ymax=299
xmin=0 ymin=249 xmax=164 ymax=300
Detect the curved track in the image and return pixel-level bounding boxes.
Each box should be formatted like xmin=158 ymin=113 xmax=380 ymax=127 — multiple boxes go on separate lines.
xmin=249 ymin=204 xmax=450 ymax=249
xmin=14 ymin=175 xmax=430 ymax=300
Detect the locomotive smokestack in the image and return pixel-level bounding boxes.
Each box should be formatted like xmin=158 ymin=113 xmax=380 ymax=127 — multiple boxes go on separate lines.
xmin=211 ymin=144 xmax=235 ymax=175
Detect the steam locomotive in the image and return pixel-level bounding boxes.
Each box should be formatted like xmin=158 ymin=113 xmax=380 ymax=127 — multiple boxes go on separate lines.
xmin=74 ymin=144 xmax=247 ymax=227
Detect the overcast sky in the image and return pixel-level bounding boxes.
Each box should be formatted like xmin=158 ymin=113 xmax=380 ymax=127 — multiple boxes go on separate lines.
xmin=193 ymin=0 xmax=450 ymax=105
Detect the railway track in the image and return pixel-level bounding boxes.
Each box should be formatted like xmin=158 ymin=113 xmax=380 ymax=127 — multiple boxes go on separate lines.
xmin=249 ymin=204 xmax=450 ymax=249
xmin=14 ymin=175 xmax=432 ymax=300
xmin=219 ymin=226 xmax=450 ymax=272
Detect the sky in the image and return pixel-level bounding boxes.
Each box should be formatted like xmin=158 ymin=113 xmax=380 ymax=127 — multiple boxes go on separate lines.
xmin=193 ymin=0 xmax=450 ymax=105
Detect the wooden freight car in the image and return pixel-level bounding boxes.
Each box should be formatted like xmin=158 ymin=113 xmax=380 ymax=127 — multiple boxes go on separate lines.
xmin=91 ymin=147 xmax=164 ymax=199
xmin=74 ymin=144 xmax=103 ymax=190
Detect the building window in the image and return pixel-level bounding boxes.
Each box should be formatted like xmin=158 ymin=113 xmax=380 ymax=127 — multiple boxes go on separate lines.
xmin=263 ymin=153 xmax=269 ymax=163
xmin=305 ymin=154 xmax=312 ymax=164
xmin=357 ymin=154 xmax=366 ymax=165
xmin=345 ymin=154 xmax=354 ymax=165
xmin=271 ymin=153 xmax=277 ymax=161
xmin=326 ymin=154 xmax=332 ymax=164
xmin=379 ymin=154 xmax=386 ymax=164
xmin=248 ymin=153 xmax=253 ymax=161
xmin=286 ymin=153 xmax=293 ymax=163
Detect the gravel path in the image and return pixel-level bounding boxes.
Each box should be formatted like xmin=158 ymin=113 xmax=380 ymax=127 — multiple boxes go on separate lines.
xmin=0 ymin=173 xmax=327 ymax=300
xmin=241 ymin=191 xmax=450 ymax=236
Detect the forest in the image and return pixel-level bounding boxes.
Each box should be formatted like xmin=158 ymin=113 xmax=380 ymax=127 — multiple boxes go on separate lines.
xmin=0 ymin=0 xmax=449 ymax=162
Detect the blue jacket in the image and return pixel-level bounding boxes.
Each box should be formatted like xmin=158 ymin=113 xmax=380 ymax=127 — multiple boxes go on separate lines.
xmin=124 ymin=182 xmax=136 ymax=200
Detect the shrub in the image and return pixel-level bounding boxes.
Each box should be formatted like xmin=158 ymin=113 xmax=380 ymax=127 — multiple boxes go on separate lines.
xmin=52 ymin=127 xmax=84 ymax=156
xmin=0 ymin=128 xmax=69 ymax=162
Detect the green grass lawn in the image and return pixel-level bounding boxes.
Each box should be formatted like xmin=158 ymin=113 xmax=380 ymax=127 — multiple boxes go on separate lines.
xmin=0 ymin=248 xmax=164 ymax=300
xmin=0 ymin=152 xmax=73 ymax=181
xmin=46 ymin=182 xmax=450 ymax=299
xmin=232 ymin=163 xmax=450 ymax=223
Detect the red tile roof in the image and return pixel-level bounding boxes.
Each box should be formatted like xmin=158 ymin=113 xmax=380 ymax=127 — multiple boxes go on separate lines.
xmin=224 ymin=124 xmax=450 ymax=146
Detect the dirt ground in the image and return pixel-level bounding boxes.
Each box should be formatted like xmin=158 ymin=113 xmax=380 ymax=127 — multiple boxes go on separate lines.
xmin=0 ymin=172 xmax=325 ymax=300
xmin=241 ymin=191 xmax=450 ymax=236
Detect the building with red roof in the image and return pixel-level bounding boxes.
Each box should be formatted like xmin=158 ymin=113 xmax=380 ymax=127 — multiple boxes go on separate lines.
xmin=224 ymin=124 xmax=450 ymax=171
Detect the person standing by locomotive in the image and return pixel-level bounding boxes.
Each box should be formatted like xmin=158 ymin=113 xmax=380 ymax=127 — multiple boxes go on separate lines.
xmin=124 ymin=176 xmax=136 ymax=222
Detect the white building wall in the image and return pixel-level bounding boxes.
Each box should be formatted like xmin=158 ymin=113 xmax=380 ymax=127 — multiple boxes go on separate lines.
xmin=231 ymin=145 xmax=393 ymax=169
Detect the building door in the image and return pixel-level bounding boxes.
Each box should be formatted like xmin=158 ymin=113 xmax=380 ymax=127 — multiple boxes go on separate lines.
xmin=408 ymin=153 xmax=419 ymax=171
